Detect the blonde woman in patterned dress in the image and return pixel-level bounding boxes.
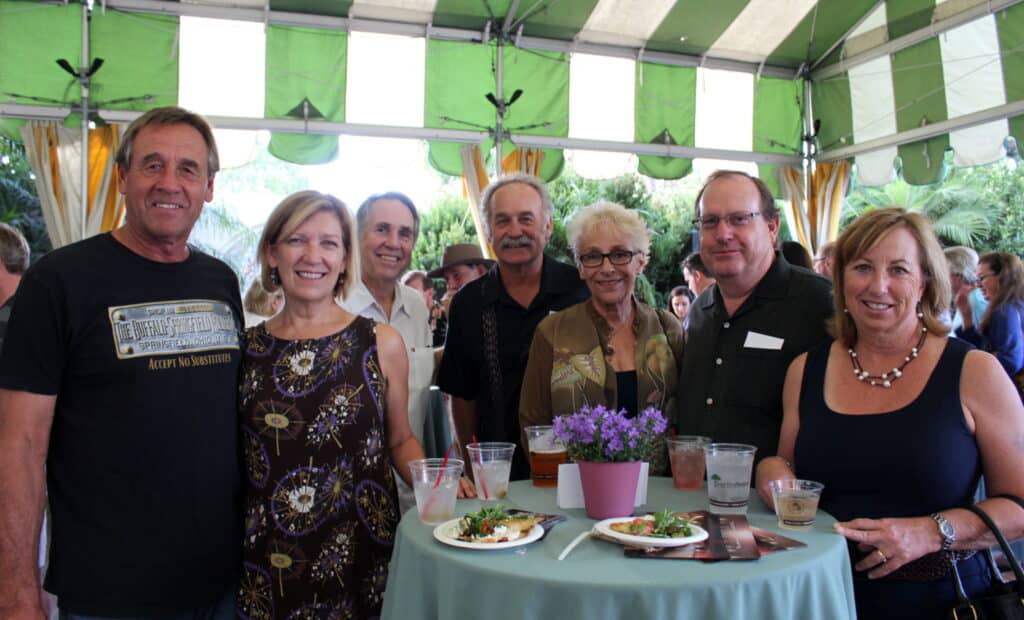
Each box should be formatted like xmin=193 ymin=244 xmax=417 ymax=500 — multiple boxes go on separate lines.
xmin=236 ymin=191 xmax=457 ymax=619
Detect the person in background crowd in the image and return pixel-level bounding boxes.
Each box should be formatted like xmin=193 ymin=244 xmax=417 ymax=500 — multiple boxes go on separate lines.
xmin=339 ymin=192 xmax=433 ymax=508
xmin=437 ymin=173 xmax=589 ymax=481
xmin=668 ymin=285 xmax=694 ymax=329
xmin=428 ymin=243 xmax=493 ymax=295
xmin=756 ymin=208 xmax=1024 ymax=620
xmin=401 ymin=270 xmax=444 ymax=346
xmin=955 ymin=251 xmax=1024 ymax=381
xmin=237 ymin=190 xmax=471 ymax=620
xmin=681 ymin=251 xmax=716 ymax=297
xmin=0 ymin=222 xmax=29 ymax=348
xmin=814 ymin=240 xmax=836 ymax=279
xmin=781 ymin=240 xmax=814 ymax=270
xmin=242 ymin=277 xmax=283 ymax=328
xmin=675 ymin=170 xmax=832 ymax=461
xmin=944 ymin=246 xmax=987 ymax=332
xmin=0 ymin=106 xmax=242 ymax=619
xmin=520 ymin=201 xmax=683 ymax=474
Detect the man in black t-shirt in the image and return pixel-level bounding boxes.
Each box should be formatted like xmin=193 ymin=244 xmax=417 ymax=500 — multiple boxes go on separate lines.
xmin=436 ymin=174 xmax=588 ymax=480
xmin=0 ymin=107 xmax=242 ymax=620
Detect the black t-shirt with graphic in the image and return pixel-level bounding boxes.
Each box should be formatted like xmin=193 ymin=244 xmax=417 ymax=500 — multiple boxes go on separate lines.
xmin=0 ymin=233 xmax=243 ymax=617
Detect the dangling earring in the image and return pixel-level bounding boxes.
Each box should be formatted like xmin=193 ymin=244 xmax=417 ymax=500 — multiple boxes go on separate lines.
xmin=270 ymin=267 xmax=280 ymax=286
xmin=916 ymin=302 xmax=924 ymax=320
xmin=843 ymin=307 xmax=849 ymax=314
xmin=337 ymin=272 xmax=346 ymax=287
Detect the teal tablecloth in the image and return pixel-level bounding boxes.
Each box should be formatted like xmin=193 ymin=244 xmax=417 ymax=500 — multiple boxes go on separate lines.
xmin=382 ymin=478 xmax=857 ymax=620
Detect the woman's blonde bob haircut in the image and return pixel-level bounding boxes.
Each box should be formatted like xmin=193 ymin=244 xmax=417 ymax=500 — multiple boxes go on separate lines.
xmin=830 ymin=208 xmax=951 ymax=347
xmin=566 ymin=200 xmax=651 ymax=261
xmin=257 ymin=190 xmax=358 ymax=301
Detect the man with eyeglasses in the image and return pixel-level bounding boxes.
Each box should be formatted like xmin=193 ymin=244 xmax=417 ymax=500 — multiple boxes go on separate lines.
xmin=437 ymin=173 xmax=588 ymax=480
xmin=675 ymin=170 xmax=832 ymax=462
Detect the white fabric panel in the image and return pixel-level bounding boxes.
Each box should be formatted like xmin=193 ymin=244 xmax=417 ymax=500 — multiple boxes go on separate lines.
xmin=941 ymin=15 xmax=1009 ymax=166
xmin=692 ymin=67 xmax=757 ymax=180
xmin=708 ymin=0 xmax=817 ymax=64
xmin=577 ymin=0 xmax=676 ymax=47
xmin=849 ymin=55 xmax=897 ymax=185
xmin=179 ymin=17 xmax=264 ymax=169
xmin=346 ymin=32 xmax=425 ymax=127
xmin=568 ymin=53 xmax=635 ymax=178
xmin=845 ymin=2 xmax=889 ymax=57
xmin=350 ymin=0 xmax=437 ymax=23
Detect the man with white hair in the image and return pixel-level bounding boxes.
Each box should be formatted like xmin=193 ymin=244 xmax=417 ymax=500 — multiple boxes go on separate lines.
xmin=437 ymin=173 xmax=588 ymax=480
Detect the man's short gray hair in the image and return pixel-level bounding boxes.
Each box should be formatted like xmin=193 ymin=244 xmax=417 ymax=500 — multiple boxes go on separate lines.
xmin=479 ymin=173 xmax=553 ymax=237
xmin=115 ymin=106 xmax=219 ymax=176
xmin=355 ymin=191 xmax=420 ymax=243
xmin=0 ymin=223 xmax=29 ymax=274
xmin=944 ymin=246 xmax=980 ymax=285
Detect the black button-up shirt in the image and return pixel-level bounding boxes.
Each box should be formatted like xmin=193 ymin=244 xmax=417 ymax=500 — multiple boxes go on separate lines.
xmin=437 ymin=255 xmax=589 ymax=479
xmin=675 ymin=253 xmax=833 ymax=460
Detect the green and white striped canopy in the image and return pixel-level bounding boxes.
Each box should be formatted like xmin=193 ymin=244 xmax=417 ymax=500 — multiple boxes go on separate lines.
xmin=1 ymin=0 xmax=1022 ymax=190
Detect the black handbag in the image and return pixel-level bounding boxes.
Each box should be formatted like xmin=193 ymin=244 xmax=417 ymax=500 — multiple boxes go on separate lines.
xmin=949 ymin=495 xmax=1024 ymax=620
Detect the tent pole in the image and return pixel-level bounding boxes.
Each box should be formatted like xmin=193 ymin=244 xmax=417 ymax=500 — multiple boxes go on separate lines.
xmin=802 ymin=76 xmax=815 ymax=249
xmin=80 ymin=2 xmax=91 ymax=242
xmin=494 ymin=23 xmax=503 ymax=179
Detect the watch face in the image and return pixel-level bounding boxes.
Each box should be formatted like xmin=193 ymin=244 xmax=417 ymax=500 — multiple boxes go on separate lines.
xmin=940 ymin=519 xmax=956 ymax=538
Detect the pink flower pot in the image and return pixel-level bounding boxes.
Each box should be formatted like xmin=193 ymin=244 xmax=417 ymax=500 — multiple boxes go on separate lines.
xmin=577 ymin=460 xmax=642 ymax=519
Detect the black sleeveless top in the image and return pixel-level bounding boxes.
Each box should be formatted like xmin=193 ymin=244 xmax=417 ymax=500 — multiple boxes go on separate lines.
xmin=795 ymin=337 xmax=990 ymax=620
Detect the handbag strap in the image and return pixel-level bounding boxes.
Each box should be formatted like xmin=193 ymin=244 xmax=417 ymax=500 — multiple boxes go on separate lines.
xmin=991 ymin=493 xmax=1024 ymax=513
xmin=964 ymin=503 xmax=1024 ymax=589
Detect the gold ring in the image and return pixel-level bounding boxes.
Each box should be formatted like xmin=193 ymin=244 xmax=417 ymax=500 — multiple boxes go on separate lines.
xmin=876 ymin=549 xmax=887 ymax=563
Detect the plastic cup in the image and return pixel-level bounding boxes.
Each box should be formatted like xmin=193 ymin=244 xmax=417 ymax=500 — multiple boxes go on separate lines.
xmin=525 ymin=426 xmax=568 ymax=487
xmin=667 ymin=435 xmax=710 ymax=490
xmin=410 ymin=458 xmax=464 ymax=525
xmin=703 ymin=443 xmax=757 ymax=514
xmin=466 ymin=442 xmax=515 ymax=501
xmin=770 ymin=479 xmax=825 ymax=530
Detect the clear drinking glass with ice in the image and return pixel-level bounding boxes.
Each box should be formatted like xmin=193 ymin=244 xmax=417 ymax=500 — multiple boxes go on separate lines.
xmin=410 ymin=458 xmax=464 ymax=525
xmin=466 ymin=442 xmax=516 ymax=501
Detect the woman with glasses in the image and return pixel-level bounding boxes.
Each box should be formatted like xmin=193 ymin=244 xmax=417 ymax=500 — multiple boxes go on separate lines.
xmin=955 ymin=251 xmax=1024 ymax=384
xmin=518 ymin=201 xmax=684 ymax=473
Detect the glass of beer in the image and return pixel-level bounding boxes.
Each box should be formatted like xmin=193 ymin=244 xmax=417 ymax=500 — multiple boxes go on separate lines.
xmin=769 ymin=479 xmax=825 ymax=530
xmin=524 ymin=425 xmax=568 ymax=487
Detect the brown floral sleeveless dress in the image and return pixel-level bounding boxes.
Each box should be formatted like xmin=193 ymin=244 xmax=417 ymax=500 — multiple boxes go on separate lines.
xmin=237 ymin=316 xmax=399 ymax=620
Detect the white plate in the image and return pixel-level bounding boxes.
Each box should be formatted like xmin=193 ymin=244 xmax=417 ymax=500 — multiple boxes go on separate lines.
xmin=593 ymin=516 xmax=709 ymax=548
xmin=433 ymin=518 xmax=545 ymax=550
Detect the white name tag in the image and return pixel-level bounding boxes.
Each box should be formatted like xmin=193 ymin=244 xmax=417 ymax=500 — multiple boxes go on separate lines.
xmin=743 ymin=331 xmax=784 ymax=350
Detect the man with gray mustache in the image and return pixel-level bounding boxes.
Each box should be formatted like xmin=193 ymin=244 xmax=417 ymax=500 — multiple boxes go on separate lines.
xmin=437 ymin=174 xmax=588 ymax=480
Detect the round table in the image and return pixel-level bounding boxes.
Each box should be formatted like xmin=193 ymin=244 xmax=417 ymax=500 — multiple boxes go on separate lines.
xmin=381 ymin=478 xmax=856 ymax=620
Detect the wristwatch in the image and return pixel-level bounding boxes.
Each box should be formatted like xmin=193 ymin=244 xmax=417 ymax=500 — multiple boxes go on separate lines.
xmin=931 ymin=512 xmax=956 ymax=552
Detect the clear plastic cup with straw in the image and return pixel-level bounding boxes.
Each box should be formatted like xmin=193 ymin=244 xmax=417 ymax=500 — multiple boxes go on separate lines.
xmin=410 ymin=458 xmax=464 ymax=525
xmin=466 ymin=442 xmax=515 ymax=501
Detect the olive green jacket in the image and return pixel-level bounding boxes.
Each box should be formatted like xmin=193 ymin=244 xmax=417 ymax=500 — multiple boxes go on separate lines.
xmin=518 ymin=299 xmax=685 ymax=473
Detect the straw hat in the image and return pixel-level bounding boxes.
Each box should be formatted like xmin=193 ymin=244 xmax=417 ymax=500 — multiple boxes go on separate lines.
xmin=426 ymin=243 xmax=494 ymax=278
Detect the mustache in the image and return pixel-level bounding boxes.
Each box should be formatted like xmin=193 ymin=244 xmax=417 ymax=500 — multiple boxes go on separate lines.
xmin=499 ymin=235 xmax=533 ymax=249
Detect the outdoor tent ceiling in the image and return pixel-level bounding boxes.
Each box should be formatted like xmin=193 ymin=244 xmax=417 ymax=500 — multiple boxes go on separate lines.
xmin=2 ymin=0 xmax=1024 ymax=188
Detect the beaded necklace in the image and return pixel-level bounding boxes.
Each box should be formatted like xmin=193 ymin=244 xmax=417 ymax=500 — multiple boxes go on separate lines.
xmin=847 ymin=325 xmax=928 ymax=388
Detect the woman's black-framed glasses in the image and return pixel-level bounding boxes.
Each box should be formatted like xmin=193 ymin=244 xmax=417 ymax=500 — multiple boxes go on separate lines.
xmin=692 ymin=211 xmax=762 ymax=230
xmin=578 ymin=250 xmax=642 ymax=268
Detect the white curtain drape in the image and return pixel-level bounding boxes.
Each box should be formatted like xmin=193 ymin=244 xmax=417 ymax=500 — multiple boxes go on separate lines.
xmin=20 ymin=120 xmax=123 ymax=249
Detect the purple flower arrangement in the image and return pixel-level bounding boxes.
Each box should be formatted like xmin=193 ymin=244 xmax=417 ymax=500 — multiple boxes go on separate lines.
xmin=552 ymin=405 xmax=667 ymax=463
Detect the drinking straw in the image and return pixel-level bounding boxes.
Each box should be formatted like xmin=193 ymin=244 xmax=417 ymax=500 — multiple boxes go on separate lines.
xmin=472 ymin=435 xmax=489 ymax=500
xmin=420 ymin=445 xmax=454 ymax=518
xmin=434 ymin=444 xmax=454 ymax=488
